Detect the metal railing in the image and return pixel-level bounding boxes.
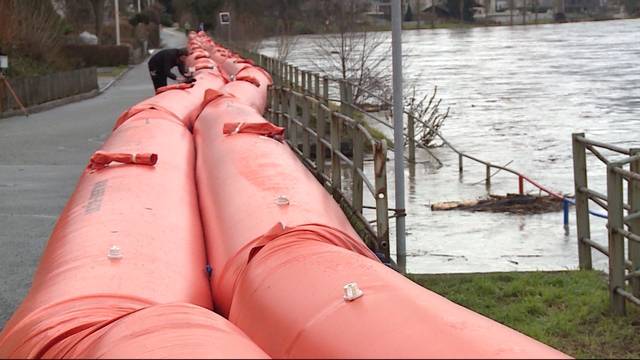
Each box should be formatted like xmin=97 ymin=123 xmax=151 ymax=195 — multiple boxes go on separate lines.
xmin=242 ymin=50 xmax=574 ymax=204
xmin=572 ymin=133 xmax=640 ymax=315
xmin=267 ymin=85 xmax=391 ymax=263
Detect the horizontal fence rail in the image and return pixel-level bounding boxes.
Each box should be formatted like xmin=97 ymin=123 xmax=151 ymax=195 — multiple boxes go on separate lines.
xmin=268 ymin=85 xmax=391 ymax=263
xmin=572 ymin=133 xmax=640 ymax=315
xmin=241 ymin=49 xmax=574 ymax=206
xmin=230 ymin=45 xmax=603 ymax=268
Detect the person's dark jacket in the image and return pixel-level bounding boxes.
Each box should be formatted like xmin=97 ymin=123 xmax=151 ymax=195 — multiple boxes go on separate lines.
xmin=148 ymin=48 xmax=187 ymax=80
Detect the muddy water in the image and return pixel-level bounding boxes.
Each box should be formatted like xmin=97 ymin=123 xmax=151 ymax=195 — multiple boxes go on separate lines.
xmin=259 ymin=19 xmax=640 ymax=273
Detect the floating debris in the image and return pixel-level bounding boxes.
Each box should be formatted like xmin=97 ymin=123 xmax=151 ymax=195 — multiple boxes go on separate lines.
xmin=431 ymin=194 xmax=564 ymax=215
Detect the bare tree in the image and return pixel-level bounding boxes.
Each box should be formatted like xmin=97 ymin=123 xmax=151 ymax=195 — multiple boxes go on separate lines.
xmin=307 ymin=0 xmax=392 ymax=106
xmin=88 ymin=0 xmax=107 ymax=43
xmin=404 ymin=86 xmax=449 ymax=147
xmin=274 ymin=34 xmax=297 ymax=62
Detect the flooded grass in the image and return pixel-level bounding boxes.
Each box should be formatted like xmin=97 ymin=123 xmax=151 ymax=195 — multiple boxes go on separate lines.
xmin=408 ymin=271 xmax=640 ymax=358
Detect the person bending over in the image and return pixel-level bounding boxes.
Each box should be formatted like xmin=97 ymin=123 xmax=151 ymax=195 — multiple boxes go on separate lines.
xmin=148 ymin=48 xmax=190 ymax=90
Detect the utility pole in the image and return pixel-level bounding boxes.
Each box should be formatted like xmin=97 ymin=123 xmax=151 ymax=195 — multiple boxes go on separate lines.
xmin=114 ymin=0 xmax=121 ymax=45
xmin=391 ymin=0 xmax=406 ymax=273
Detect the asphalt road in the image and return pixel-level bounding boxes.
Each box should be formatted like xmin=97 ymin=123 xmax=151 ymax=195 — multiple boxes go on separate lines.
xmin=0 ymin=28 xmax=186 ymax=329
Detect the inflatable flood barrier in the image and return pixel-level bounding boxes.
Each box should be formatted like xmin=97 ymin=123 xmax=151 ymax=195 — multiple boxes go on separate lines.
xmin=0 ymin=34 xmax=268 ymax=358
xmin=1 ymin=30 xmax=568 ymax=359
xmin=192 ymin=36 xmax=570 ymax=358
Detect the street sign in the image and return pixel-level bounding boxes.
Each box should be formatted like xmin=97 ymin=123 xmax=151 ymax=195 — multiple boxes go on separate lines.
xmin=0 ymin=55 xmax=8 ymax=71
xmin=219 ymin=12 xmax=231 ymax=25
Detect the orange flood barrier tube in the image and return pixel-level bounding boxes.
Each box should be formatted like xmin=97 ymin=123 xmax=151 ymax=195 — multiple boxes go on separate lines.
xmin=0 ymin=38 xmax=269 ymax=358
xmin=193 ymin=39 xmax=569 ymax=358
xmin=0 ymin=118 xmax=212 ymax=357
xmin=194 ymin=91 xmax=377 ymax=316
xmin=63 ymin=303 xmax=268 ymax=359
xmin=113 ymin=54 xmax=224 ymax=131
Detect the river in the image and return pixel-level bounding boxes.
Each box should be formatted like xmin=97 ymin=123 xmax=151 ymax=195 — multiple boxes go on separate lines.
xmin=258 ymin=19 xmax=640 ymax=273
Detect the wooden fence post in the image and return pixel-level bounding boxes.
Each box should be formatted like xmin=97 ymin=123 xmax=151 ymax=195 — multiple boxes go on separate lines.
xmin=323 ymin=76 xmax=329 ymax=106
xmin=302 ymin=96 xmax=311 ymax=158
xmin=629 ymin=149 xmax=640 ymax=297
xmin=266 ymin=86 xmax=273 ymax=122
xmin=316 ymin=103 xmax=326 ymax=177
xmin=289 ymin=92 xmax=298 ymax=147
xmin=314 ymin=73 xmax=320 ymax=99
xmin=352 ymin=128 xmax=364 ymax=214
xmin=608 ymin=162 xmax=626 ymax=315
xmin=330 ymin=112 xmax=342 ymax=199
xmin=572 ymin=133 xmax=593 ymax=270
xmin=374 ymin=140 xmax=390 ymax=260
xmin=408 ymin=115 xmax=416 ymax=163
xmin=301 ymin=70 xmax=307 ymax=94
xmin=339 ymin=80 xmax=347 ymax=114
xmin=485 ymin=164 xmax=492 ymax=187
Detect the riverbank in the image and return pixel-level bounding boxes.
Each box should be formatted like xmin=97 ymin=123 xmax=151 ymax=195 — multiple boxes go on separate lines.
xmin=365 ymin=15 xmax=638 ymax=31
xmin=297 ymin=15 xmax=639 ymax=35
xmin=408 ymin=271 xmax=640 ymax=358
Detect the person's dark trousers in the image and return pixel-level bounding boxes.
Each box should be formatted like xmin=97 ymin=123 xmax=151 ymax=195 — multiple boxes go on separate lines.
xmin=150 ymin=71 xmax=166 ymax=90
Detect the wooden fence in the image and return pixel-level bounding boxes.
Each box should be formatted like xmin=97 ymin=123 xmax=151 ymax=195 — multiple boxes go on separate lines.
xmin=572 ymin=133 xmax=640 ymax=315
xmin=268 ymin=85 xmax=391 ymax=262
xmin=0 ymin=68 xmax=97 ymax=113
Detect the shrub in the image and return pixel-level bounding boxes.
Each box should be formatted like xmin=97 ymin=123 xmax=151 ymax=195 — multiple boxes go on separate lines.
xmin=129 ymin=12 xmax=151 ymax=26
xmin=64 ymin=45 xmax=130 ymax=67
xmin=160 ymin=13 xmax=174 ymax=27
xmin=0 ymin=0 xmax=74 ymax=77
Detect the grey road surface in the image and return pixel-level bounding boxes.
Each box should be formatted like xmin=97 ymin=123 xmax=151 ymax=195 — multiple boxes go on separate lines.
xmin=0 ymin=28 xmax=186 ymax=329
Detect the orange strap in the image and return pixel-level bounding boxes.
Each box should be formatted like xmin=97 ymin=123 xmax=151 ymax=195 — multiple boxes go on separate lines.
xmin=155 ymin=83 xmax=194 ymax=95
xmin=235 ymin=58 xmax=255 ymax=66
xmin=200 ymin=89 xmax=230 ymax=113
xmin=88 ymin=151 xmax=158 ymax=170
xmin=193 ymin=50 xmax=210 ymax=59
xmin=195 ymin=64 xmax=216 ymax=72
xmin=113 ymin=104 xmax=183 ymax=130
xmin=222 ymin=122 xmax=285 ymax=140
xmin=236 ymin=75 xmax=261 ymax=87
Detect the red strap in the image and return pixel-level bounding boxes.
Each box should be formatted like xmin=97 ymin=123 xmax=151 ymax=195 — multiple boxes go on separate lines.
xmin=193 ymin=50 xmax=210 ymax=59
xmin=201 ymin=89 xmax=228 ymax=111
xmin=113 ymin=103 xmax=183 ymax=130
xmin=195 ymin=63 xmax=216 ymax=71
xmin=155 ymin=82 xmax=194 ymax=94
xmin=236 ymin=75 xmax=261 ymax=87
xmin=88 ymin=151 xmax=158 ymax=170
xmin=235 ymin=58 xmax=255 ymax=66
xmin=222 ymin=122 xmax=285 ymax=140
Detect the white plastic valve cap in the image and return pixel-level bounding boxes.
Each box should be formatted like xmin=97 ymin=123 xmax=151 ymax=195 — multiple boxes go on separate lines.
xmin=343 ymin=282 xmax=364 ymax=301
xmin=108 ymin=245 xmax=123 ymax=260
xmin=275 ymin=195 xmax=290 ymax=206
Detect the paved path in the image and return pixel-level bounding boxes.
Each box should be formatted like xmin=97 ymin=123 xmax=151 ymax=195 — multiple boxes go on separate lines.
xmin=0 ymin=29 xmax=186 ymax=328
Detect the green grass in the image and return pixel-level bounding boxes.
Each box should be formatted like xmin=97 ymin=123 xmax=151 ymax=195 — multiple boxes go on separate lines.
xmin=408 ymin=271 xmax=640 ymax=358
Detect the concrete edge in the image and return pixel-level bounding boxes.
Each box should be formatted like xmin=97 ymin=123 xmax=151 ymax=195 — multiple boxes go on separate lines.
xmin=98 ymin=65 xmax=135 ymax=94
